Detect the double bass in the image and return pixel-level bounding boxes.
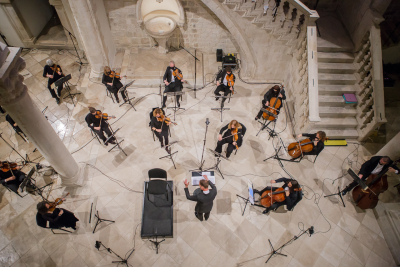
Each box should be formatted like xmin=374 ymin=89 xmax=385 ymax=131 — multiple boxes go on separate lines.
xmin=352 ymin=158 xmax=400 ymax=209
xmin=260 ymin=187 xmax=302 ymax=207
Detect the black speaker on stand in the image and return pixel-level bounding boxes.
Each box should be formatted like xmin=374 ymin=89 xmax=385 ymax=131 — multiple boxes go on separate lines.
xmin=216 ymin=49 xmax=223 ymax=62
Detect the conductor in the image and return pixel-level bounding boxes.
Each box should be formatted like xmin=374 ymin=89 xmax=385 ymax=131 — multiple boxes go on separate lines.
xmin=184 ymin=175 xmax=217 ymax=221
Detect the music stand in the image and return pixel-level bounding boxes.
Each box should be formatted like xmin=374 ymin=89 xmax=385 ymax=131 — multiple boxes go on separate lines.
xmin=256 ymin=108 xmax=278 ymax=138
xmin=159 ymin=141 xmax=179 ymax=169
xmin=236 ymin=179 xmax=264 ymax=216
xmin=324 ymin=186 xmax=346 ymax=207
xmin=119 ymin=80 xmax=136 ymax=111
xmin=166 ymin=91 xmax=185 ymax=121
xmin=55 ymin=74 xmax=81 ymax=107
xmin=211 ymin=95 xmax=231 ymax=122
xmin=264 ymin=144 xmax=302 ymax=163
xmin=105 ymin=126 xmax=127 ymax=156
xmin=203 ymin=149 xmax=230 ymax=179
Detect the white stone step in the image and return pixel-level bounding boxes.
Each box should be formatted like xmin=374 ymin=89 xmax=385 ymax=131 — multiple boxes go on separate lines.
xmin=319 ymin=73 xmax=356 ymax=85
xmin=314 ymin=117 xmax=358 ymax=129
xmin=318 ymin=62 xmax=356 ymax=74
xmin=319 ymin=106 xmax=357 ymax=117
xmin=318 ymin=52 xmax=354 ymax=63
xmin=318 ymin=85 xmax=358 ymax=96
xmin=319 ymin=95 xmax=353 ymax=107
xmin=322 ymin=129 xmax=359 ymax=139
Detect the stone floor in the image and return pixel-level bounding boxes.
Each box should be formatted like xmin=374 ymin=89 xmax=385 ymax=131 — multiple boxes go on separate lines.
xmin=0 ymin=48 xmax=397 ymax=267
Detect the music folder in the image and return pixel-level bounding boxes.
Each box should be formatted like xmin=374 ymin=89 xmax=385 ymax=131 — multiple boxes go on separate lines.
xmin=191 ymin=171 xmax=215 ymax=186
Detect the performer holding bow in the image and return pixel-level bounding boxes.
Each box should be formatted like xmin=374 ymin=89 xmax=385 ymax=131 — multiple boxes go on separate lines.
xmin=151 ymin=108 xmax=172 ymax=153
xmin=162 ymin=61 xmax=185 ymax=108
xmin=85 ymin=107 xmax=116 ymax=146
xmin=0 ymin=161 xmax=26 ymax=194
xmin=43 ymin=59 xmax=64 ymax=104
xmin=215 ymin=120 xmax=246 ymax=158
xmin=102 ymin=66 xmax=128 ymax=103
xmin=255 ymin=85 xmax=286 ymax=120
xmin=214 ymin=66 xmax=235 ymax=108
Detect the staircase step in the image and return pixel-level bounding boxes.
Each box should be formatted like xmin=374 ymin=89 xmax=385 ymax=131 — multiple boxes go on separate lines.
xmin=314 ymin=117 xmax=358 ymax=129
xmin=318 ymin=62 xmax=356 ymax=74
xmin=319 ymin=85 xmax=358 ymax=96
xmin=319 ymin=73 xmax=356 ymax=85
xmin=318 ymin=52 xmax=354 ymax=63
xmin=319 ymin=95 xmax=353 ymax=107
xmin=317 ymin=129 xmax=358 ymax=139
xmin=319 ymin=107 xmax=357 ymax=118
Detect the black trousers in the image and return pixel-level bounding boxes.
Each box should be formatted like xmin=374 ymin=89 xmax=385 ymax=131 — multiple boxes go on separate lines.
xmin=214 ymin=84 xmax=230 ymax=103
xmin=93 ymin=124 xmax=115 ymax=143
xmin=257 ymin=186 xmax=286 ymax=211
xmin=1 ymin=172 xmax=25 ymax=193
xmin=163 ymin=82 xmax=181 ymax=106
xmin=47 ymin=80 xmax=63 ymax=99
xmin=106 ymin=84 xmax=127 ymax=102
xmin=154 ymin=130 xmax=169 ymax=146
xmin=215 ymin=139 xmax=236 ymax=158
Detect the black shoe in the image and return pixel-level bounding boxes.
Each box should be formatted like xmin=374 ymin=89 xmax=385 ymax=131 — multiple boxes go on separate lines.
xmin=215 ymin=97 xmax=219 ymax=101
xmin=116 ymin=99 xmax=120 ymax=103
xmin=56 ymin=98 xmax=60 ymax=105
xmin=195 ymin=212 xmax=203 ymax=221
xmin=109 ymin=140 xmax=116 ymax=145
xmin=204 ymin=214 xmax=210 ymax=221
xmin=177 ymin=102 xmax=180 ymax=108
xmin=341 ymin=189 xmax=348 ymax=196
xmin=104 ymin=141 xmax=109 ymax=146
xmin=255 ymin=117 xmax=259 ymax=121
xmin=162 ymin=104 xmax=166 ymax=109
xmin=165 ymin=147 xmax=171 ymax=154
xmin=161 ymin=143 xmax=164 ymax=148
xmin=262 ymin=208 xmax=270 ymax=214
xmin=253 ymin=189 xmax=260 ymax=195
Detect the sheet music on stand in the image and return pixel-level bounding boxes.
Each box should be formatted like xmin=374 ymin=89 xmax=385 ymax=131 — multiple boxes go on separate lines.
xmin=347 ymin=168 xmax=368 ymax=190
xmin=191 ymin=171 xmax=215 ymax=185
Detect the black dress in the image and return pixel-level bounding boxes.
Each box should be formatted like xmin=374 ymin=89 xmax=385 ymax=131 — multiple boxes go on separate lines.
xmin=42 ymin=208 xmax=79 ymax=229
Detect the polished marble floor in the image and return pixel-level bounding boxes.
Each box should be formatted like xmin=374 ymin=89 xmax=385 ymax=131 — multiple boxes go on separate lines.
xmin=0 ymin=48 xmax=397 ymax=267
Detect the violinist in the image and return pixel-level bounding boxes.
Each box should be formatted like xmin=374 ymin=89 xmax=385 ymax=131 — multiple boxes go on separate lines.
xmin=43 ymin=59 xmax=64 ymax=104
xmin=0 ymin=161 xmax=26 ymax=194
xmin=294 ymin=131 xmax=327 ymax=159
xmin=37 ymin=201 xmax=79 ymax=230
xmin=162 ymin=61 xmax=185 ymax=108
xmin=102 ymin=66 xmax=128 ymax=103
xmin=255 ymin=85 xmax=286 ymax=120
xmin=342 ymin=156 xmax=399 ymax=195
xmin=215 ymin=120 xmax=245 ymax=158
xmin=254 ymin=178 xmax=300 ymax=214
xmin=85 ymin=107 xmax=116 ymax=146
xmin=151 ymin=108 xmax=171 ymax=153
xmin=214 ymin=66 xmax=235 ymax=108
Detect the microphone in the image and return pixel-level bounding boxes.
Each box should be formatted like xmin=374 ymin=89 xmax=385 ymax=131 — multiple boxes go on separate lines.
xmin=309 ymin=226 xmax=314 ymax=235
xmin=206 ymin=118 xmax=210 ymax=125
xmin=95 ymin=241 xmax=101 ymax=250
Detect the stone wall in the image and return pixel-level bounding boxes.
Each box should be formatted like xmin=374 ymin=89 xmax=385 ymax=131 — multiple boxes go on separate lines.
xmin=103 ymin=0 xmax=238 ymax=54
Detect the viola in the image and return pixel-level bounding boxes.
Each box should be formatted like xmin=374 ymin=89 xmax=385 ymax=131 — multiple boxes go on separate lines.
xmin=108 ymin=70 xmax=121 ymax=79
xmin=157 ymin=115 xmax=177 ymax=125
xmin=1 ymin=162 xmax=19 ymax=172
xmin=262 ymin=96 xmax=282 ymax=121
xmin=226 ymin=73 xmax=235 ymax=94
xmin=94 ymin=111 xmax=116 ymax=120
xmin=172 ymin=68 xmax=183 ymax=81
xmin=287 ymin=138 xmax=314 ymax=158
xmin=352 ymin=158 xmax=400 ymax=209
xmin=231 ymin=128 xmax=239 ymax=150
xmin=48 ymin=193 xmax=70 ymax=212
xmin=260 ymin=187 xmax=302 ymax=207
xmin=50 ymin=64 xmax=61 ymax=74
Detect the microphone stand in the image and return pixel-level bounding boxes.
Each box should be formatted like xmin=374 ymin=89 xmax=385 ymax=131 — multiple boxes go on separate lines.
xmin=95 ymin=241 xmax=134 ymax=267
xmin=62 ymin=26 xmax=88 ymax=71
xmin=189 ymin=118 xmax=210 ymax=172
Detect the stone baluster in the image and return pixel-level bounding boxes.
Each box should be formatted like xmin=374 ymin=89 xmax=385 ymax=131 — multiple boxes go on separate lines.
xmin=0 ymin=45 xmax=84 ymax=185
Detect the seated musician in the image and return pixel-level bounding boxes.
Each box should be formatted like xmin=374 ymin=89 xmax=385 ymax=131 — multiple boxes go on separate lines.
xmin=162 ymin=61 xmax=185 ymax=108
xmin=43 ymin=59 xmax=64 ymax=104
xmin=85 ymin=107 xmax=116 ymax=146
xmin=294 ymin=131 xmax=327 ymax=159
xmin=102 ymin=66 xmax=128 ymax=103
xmin=255 ymin=85 xmax=286 ymax=120
xmin=37 ymin=201 xmax=79 ymax=230
xmin=0 ymin=161 xmax=26 ymax=194
xmin=342 ymin=156 xmax=399 ymax=195
xmin=214 ymin=66 xmax=235 ymax=108
xmin=151 ymin=108 xmax=171 ymax=153
xmin=254 ymin=178 xmax=300 ymax=214
xmin=215 ymin=120 xmax=245 ymax=158
xmin=6 ymin=114 xmax=27 ymax=138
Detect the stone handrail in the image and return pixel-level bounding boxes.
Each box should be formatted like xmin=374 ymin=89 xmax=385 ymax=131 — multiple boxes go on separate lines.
xmin=355 ymin=25 xmax=386 ymax=141
xmin=307 ymin=26 xmax=320 ymax=122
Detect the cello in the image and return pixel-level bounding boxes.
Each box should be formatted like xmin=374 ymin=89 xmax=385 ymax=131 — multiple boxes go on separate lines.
xmin=260 ymin=187 xmax=302 ymax=207
xmin=287 ymin=139 xmax=315 ymax=158
xmin=352 ymin=158 xmax=400 ymax=209
xmin=262 ymin=86 xmax=284 ymax=121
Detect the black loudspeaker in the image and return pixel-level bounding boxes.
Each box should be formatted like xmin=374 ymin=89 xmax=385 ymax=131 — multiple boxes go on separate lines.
xmin=216 ymin=49 xmax=223 ymax=62
xmin=223 ymin=54 xmax=236 ymax=64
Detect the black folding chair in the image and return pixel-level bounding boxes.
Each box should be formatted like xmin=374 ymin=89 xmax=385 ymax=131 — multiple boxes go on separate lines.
xmin=147 ymin=168 xmax=169 ymax=203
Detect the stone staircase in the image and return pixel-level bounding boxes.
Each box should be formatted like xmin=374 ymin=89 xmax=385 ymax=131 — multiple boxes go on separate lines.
xmin=314 ymin=48 xmax=359 ymax=139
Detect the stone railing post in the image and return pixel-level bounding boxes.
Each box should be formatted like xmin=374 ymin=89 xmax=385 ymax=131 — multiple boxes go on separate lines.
xmin=307 ymin=25 xmax=320 ymax=122
xmin=0 ymin=44 xmax=84 ymax=186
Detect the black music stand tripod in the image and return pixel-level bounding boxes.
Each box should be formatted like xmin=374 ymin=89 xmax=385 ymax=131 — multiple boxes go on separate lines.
xmin=119 ymin=80 xmax=136 ymax=111
xmin=93 ymin=211 xmax=115 ymax=233
xmin=166 ymin=91 xmax=185 ymax=121
xmin=105 ymin=126 xmax=127 ymax=156
xmin=55 ymin=74 xmax=81 ymax=106
xmin=256 ymin=108 xmax=279 ymax=138
xmin=211 ymin=95 xmax=231 ymax=122
xmin=189 ymin=118 xmax=210 ymax=173
xmin=324 ymin=186 xmax=346 ymax=207
xmin=159 ymin=141 xmax=179 ymax=169
xmin=203 ymin=149 xmax=230 ymax=179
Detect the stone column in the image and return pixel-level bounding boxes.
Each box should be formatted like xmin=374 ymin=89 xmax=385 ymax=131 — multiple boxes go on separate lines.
xmin=377 ymin=132 xmax=400 ymax=159
xmin=0 ymin=44 xmax=83 ymax=186
xmin=68 ymin=0 xmax=116 ymax=77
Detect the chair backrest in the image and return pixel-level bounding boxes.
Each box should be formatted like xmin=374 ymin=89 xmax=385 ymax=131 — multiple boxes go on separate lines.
xmin=148 ymin=168 xmax=167 ymax=180
xmin=36 ymin=213 xmax=48 ymax=228
xmin=148 ymin=180 xmax=168 ymax=195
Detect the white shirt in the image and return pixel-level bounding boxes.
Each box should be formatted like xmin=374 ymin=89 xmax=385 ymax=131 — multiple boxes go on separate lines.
xmin=371 ymin=163 xmax=384 ymax=174
xmin=223 ymin=74 xmax=228 ymax=86
xmin=203 ymin=190 xmax=209 ymax=195
xmin=170 ymin=69 xmax=175 ymax=82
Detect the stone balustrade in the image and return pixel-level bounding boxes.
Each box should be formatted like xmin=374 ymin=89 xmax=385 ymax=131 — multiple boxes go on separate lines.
xmin=355 ymin=25 xmax=387 ymax=141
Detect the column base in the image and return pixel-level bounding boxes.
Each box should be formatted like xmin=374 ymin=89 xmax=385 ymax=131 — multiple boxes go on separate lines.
xmin=61 ymin=163 xmax=87 ymax=187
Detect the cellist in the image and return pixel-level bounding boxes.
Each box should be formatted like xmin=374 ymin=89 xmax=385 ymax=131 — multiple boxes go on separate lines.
xmin=214 ymin=120 xmax=245 ymax=158
xmin=342 ymin=156 xmax=399 ymax=195
xmin=294 ymin=131 xmax=327 ymax=159
xmin=254 ymin=178 xmax=300 ymax=214
xmin=255 ymin=85 xmax=286 ymax=120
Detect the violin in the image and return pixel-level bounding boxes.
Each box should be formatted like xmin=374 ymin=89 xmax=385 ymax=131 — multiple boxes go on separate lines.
xmin=157 ymin=115 xmax=177 ymax=125
xmin=108 ymin=70 xmax=121 ymax=79
xmin=50 ymin=64 xmax=61 ymax=74
xmin=172 ymin=68 xmax=183 ymax=81
xmin=94 ymin=111 xmax=116 ymax=120
xmin=1 ymin=161 xmax=19 ymax=172
xmin=352 ymin=158 xmax=400 ymax=209
xmin=231 ymin=128 xmax=239 ymax=150
xmin=48 ymin=193 xmax=70 ymax=212
xmin=287 ymin=138 xmax=315 ymax=158
xmin=260 ymin=187 xmax=302 ymax=207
